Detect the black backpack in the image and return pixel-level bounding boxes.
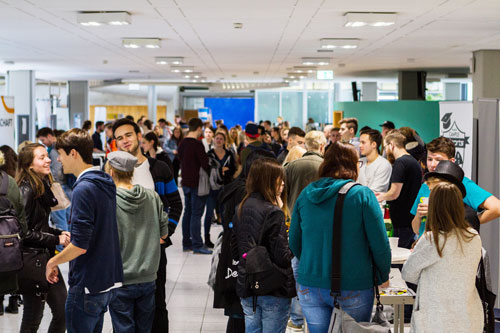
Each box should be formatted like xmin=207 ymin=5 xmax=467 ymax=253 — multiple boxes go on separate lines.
xmin=0 ymin=171 xmax=23 ymax=273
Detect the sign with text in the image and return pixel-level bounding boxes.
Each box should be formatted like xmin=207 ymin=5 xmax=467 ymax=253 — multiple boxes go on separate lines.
xmin=317 ymin=70 xmax=334 ymax=80
xmin=439 ymin=101 xmax=473 ymax=178
xmin=0 ymin=96 xmax=15 ymax=147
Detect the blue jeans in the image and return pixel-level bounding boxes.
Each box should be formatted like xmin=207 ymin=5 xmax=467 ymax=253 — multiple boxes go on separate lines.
xmin=182 ymin=186 xmax=208 ymax=249
xmin=51 ymin=184 xmax=72 ymax=252
xmin=297 ymin=284 xmax=374 ymax=333
xmin=241 ymin=296 xmax=291 ymax=333
xmin=65 ymin=286 xmax=114 ymax=333
xmin=204 ymin=189 xmax=221 ymax=236
xmin=109 ymin=282 xmax=156 ymax=333
xmin=290 ymin=257 xmax=304 ymax=326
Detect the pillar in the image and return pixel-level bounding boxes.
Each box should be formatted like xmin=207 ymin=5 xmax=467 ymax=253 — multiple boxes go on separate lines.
xmin=6 ymin=70 xmax=36 ymax=144
xmin=148 ymin=85 xmax=157 ymax=124
xmin=361 ymin=82 xmax=378 ymax=101
xmin=444 ymin=82 xmax=461 ymax=101
xmin=68 ymin=81 xmax=89 ymax=128
xmin=398 ymin=71 xmax=426 ymax=100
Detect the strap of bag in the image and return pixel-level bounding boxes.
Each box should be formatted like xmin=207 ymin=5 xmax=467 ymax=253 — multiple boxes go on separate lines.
xmin=330 ymin=181 xmax=360 ymax=295
xmin=0 ymin=171 xmax=9 ymax=196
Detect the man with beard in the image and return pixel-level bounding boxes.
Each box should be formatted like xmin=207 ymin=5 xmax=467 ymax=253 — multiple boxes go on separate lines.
xmin=376 ymin=129 xmax=421 ymax=249
xmin=112 ymin=118 xmax=183 ymax=333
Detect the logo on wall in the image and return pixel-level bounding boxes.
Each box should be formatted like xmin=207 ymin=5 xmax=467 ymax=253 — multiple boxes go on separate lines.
xmin=441 ymin=112 xmax=470 ymax=168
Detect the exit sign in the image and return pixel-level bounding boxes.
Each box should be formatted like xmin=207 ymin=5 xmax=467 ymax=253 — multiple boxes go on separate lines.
xmin=317 ymin=70 xmax=334 ymax=80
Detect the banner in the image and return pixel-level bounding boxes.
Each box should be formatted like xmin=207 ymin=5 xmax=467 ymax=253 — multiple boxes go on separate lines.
xmin=439 ymin=101 xmax=473 ymax=178
xmin=0 ymin=96 xmax=15 ymax=147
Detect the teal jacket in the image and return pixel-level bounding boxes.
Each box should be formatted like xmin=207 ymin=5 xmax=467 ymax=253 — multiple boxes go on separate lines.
xmin=289 ymin=178 xmax=391 ymax=291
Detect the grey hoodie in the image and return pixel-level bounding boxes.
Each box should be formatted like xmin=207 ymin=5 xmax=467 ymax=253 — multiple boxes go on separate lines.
xmin=116 ymin=185 xmax=169 ymax=285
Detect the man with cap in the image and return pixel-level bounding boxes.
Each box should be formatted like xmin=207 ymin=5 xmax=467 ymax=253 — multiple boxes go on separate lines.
xmin=239 ymin=122 xmax=273 ymax=166
xmin=379 ymin=120 xmax=395 ymax=138
xmin=105 ymin=151 xmax=169 ymax=333
xmin=411 ymin=136 xmax=500 ymax=235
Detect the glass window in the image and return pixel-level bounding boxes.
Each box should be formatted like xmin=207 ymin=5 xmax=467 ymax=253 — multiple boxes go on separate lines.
xmin=256 ymin=92 xmax=279 ymax=123
xmin=282 ymin=92 xmax=303 ymax=127
xmin=307 ymin=92 xmax=329 ymax=125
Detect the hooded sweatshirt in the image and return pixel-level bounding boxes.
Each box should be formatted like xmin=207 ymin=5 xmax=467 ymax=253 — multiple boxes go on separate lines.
xmin=69 ymin=169 xmax=123 ymax=294
xmin=289 ymin=177 xmax=391 ymax=291
xmin=116 ymin=185 xmax=169 ymax=285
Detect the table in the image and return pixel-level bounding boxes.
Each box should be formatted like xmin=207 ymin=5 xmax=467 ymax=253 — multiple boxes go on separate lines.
xmin=379 ymin=268 xmax=415 ymax=333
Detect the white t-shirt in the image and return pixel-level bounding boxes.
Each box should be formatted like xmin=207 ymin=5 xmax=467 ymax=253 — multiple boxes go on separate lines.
xmin=357 ymin=155 xmax=392 ymax=193
xmin=132 ymin=159 xmax=155 ymax=190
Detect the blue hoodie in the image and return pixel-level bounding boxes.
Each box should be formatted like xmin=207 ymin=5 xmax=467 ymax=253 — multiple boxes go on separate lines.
xmin=289 ymin=177 xmax=391 ymax=291
xmin=68 ymin=169 xmax=123 ymax=294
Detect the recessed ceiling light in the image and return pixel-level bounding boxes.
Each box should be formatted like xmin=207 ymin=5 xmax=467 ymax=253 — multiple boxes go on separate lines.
xmin=320 ymin=38 xmax=360 ymax=49
xmin=122 ymin=38 xmax=161 ymax=49
xmin=344 ymin=12 xmax=397 ymax=27
xmin=233 ymin=23 xmax=243 ymax=29
xmin=155 ymin=57 xmax=184 ymax=65
xmin=78 ymin=12 xmax=131 ymax=26
xmin=302 ymin=57 xmax=331 ymax=66
xmin=170 ymin=66 xmax=194 ymax=73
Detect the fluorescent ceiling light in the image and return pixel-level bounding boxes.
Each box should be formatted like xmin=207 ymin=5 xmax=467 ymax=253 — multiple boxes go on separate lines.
xmin=122 ymin=38 xmax=161 ymax=49
xmin=170 ymin=66 xmax=194 ymax=73
xmin=155 ymin=57 xmax=184 ymax=65
xmin=344 ymin=12 xmax=397 ymax=27
xmin=302 ymin=57 xmax=331 ymax=66
xmin=78 ymin=12 xmax=131 ymax=26
xmin=320 ymin=38 xmax=359 ymax=49
xmin=292 ymin=66 xmax=317 ymax=73
xmin=183 ymin=72 xmax=202 ymax=79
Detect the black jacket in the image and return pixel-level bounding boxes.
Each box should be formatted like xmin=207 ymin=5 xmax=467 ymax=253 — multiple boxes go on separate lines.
xmin=147 ymin=156 xmax=183 ymax=247
xmin=18 ymin=179 xmax=61 ymax=251
xmin=233 ymin=193 xmax=296 ymax=299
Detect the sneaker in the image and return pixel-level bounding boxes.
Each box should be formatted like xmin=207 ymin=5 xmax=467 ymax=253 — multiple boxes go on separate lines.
xmin=287 ymin=320 xmax=304 ymax=332
xmin=183 ymin=246 xmax=193 ymax=252
xmin=193 ymin=247 xmax=213 ymax=255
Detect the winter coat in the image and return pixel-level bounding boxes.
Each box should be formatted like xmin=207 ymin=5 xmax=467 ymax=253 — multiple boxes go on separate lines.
xmin=234 ymin=192 xmax=296 ymax=299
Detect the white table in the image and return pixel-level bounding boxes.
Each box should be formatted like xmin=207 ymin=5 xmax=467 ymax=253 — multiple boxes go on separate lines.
xmin=379 ymin=268 xmax=415 ymax=333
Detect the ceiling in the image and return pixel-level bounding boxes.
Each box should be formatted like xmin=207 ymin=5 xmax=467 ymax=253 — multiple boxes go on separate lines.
xmin=0 ymin=0 xmax=498 ymax=82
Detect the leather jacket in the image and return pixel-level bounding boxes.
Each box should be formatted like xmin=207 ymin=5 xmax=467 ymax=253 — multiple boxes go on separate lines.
xmin=18 ymin=179 xmax=61 ymax=250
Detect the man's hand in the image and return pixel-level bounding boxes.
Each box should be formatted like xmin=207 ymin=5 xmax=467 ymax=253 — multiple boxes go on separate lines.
xmin=416 ymin=203 xmax=428 ymax=218
xmin=375 ymin=192 xmax=384 ymax=202
xmin=379 ymin=280 xmax=390 ymax=289
xmin=46 ymin=260 xmax=59 ymax=284
xmin=59 ymin=234 xmax=70 ymax=247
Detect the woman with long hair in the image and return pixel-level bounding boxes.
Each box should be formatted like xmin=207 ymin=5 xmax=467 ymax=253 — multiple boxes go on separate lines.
xmin=164 ymin=126 xmax=184 ymax=185
xmin=141 ymin=131 xmax=174 ymax=174
xmin=17 ymin=143 xmax=70 ymax=332
xmin=234 ymin=158 xmax=295 ymax=333
xmin=289 ymin=142 xmax=391 ymax=332
xmin=204 ymin=131 xmax=237 ymax=246
xmin=0 ymin=145 xmax=18 ymax=178
xmin=402 ymin=182 xmax=482 ymax=332
xmin=202 ymin=126 xmax=215 ymax=152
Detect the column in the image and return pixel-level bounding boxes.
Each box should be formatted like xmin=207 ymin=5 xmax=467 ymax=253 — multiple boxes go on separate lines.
xmin=148 ymin=85 xmax=158 ymax=124
xmin=361 ymin=82 xmax=378 ymax=101
xmin=444 ymin=82 xmax=461 ymax=101
xmin=472 ymin=50 xmax=500 ymax=117
xmin=398 ymin=71 xmax=426 ymax=100
xmin=6 ymin=70 xmax=36 ymax=144
xmin=68 ymin=81 xmax=89 ymax=128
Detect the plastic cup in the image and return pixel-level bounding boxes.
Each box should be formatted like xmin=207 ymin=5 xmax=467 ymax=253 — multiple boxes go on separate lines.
xmin=389 ymin=237 xmax=399 ymax=251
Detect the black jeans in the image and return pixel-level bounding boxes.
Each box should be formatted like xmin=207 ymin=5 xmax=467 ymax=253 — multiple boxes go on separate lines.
xmin=172 ymin=158 xmax=180 ymax=185
xmin=20 ymin=268 xmax=67 ymax=333
xmin=152 ymin=243 xmax=168 ymax=333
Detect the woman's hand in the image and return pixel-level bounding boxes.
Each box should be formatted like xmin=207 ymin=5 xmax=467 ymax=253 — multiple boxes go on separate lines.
xmin=59 ymin=234 xmax=70 ymax=247
xmin=276 ymin=196 xmax=284 ymax=209
xmin=416 ymin=203 xmax=428 ymax=218
xmin=222 ymin=166 xmax=229 ymax=175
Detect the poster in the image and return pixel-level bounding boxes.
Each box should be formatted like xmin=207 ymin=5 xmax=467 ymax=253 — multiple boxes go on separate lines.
xmin=0 ymin=96 xmax=15 ymax=147
xmin=36 ymin=100 xmax=51 ymax=129
xmin=439 ymin=101 xmax=473 ymax=178
xmin=55 ymin=107 xmax=70 ymax=130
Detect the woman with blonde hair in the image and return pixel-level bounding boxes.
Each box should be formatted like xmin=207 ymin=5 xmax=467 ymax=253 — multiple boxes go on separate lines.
xmin=283 ymin=145 xmax=306 ymax=166
xmin=17 ymin=143 xmax=70 ymax=332
xmin=402 ymin=182 xmax=482 ymax=332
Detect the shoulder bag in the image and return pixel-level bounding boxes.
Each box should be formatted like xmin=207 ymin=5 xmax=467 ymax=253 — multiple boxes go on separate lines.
xmin=50 ymin=182 xmax=70 ymax=211
xmin=328 ymin=182 xmax=391 ymax=333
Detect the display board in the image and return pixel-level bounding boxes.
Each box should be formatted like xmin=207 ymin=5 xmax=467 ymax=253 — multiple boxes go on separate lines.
xmin=204 ymin=97 xmax=254 ymax=129
xmin=439 ymin=102 xmax=473 ymax=178
xmin=55 ymin=107 xmax=70 ymax=131
xmin=0 ymin=96 xmax=15 ymax=147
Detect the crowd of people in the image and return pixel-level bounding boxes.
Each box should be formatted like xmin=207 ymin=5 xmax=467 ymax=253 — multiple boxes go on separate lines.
xmin=1 ymin=112 xmax=499 ymax=333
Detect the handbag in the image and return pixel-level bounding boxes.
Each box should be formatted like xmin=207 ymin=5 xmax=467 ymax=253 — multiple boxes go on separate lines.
xmin=50 ymin=182 xmax=70 ymax=211
xmin=207 ymin=232 xmax=224 ymax=290
xmin=328 ymin=181 xmax=391 ymax=333
xmin=476 ymin=254 xmax=496 ymax=333
xmin=198 ymin=167 xmax=210 ymax=196
xmin=17 ymin=249 xmax=50 ymax=295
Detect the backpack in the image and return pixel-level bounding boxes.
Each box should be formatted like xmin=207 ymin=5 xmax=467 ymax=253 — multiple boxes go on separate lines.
xmin=0 ymin=171 xmax=23 ymax=273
